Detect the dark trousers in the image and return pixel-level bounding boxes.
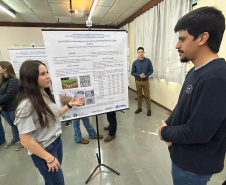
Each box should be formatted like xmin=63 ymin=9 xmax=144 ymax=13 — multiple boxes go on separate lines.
xmin=31 ymin=137 xmax=64 ymax=185
xmin=1 ymin=111 xmax=19 ymax=140
xmin=107 ymin=111 xmax=117 ymax=136
xmin=0 ymin=116 xmax=5 ymax=144
xmin=172 ymin=162 xmax=211 ymax=185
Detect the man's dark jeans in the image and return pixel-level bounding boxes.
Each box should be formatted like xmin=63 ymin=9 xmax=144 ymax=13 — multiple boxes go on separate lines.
xmin=107 ymin=111 xmax=117 ymax=136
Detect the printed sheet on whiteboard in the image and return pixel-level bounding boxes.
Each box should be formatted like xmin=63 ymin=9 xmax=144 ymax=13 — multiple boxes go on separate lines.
xmin=42 ymin=30 xmax=129 ymax=120
xmin=8 ymin=48 xmax=48 ymax=77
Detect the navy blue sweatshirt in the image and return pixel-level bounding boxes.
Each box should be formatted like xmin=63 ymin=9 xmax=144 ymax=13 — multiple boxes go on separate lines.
xmin=161 ymin=58 xmax=226 ymax=175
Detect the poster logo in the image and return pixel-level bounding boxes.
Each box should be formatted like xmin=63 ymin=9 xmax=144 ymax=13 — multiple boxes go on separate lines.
xmin=62 ymin=115 xmax=70 ymax=120
xmin=92 ymin=110 xmax=102 ymax=113
xmin=115 ymin=105 xmax=126 ymax=109
xmin=186 ymin=85 xmax=193 ymax=94
xmin=105 ymin=106 xmax=113 ymax=110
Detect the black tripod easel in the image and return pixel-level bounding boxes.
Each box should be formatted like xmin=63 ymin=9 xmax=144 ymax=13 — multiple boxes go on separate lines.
xmin=85 ymin=115 xmax=120 ymax=184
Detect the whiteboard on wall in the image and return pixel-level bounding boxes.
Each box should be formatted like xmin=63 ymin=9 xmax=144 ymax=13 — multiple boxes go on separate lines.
xmin=8 ymin=47 xmax=49 ymax=77
xmin=42 ymin=30 xmax=128 ymax=120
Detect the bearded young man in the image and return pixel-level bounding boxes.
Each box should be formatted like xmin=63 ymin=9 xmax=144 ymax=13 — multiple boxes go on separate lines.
xmin=159 ymin=7 xmax=226 ymax=185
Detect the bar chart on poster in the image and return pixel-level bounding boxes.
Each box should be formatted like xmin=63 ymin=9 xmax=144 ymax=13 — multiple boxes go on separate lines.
xmin=42 ymin=30 xmax=128 ymax=120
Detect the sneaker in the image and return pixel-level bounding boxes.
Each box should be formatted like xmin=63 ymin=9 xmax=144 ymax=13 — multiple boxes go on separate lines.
xmin=147 ymin=110 xmax=151 ymax=116
xmin=65 ymin=121 xmax=72 ymax=127
xmin=5 ymin=139 xmax=20 ymax=148
xmin=135 ymin=108 xmax=142 ymax=114
xmin=15 ymin=144 xmax=25 ymax=151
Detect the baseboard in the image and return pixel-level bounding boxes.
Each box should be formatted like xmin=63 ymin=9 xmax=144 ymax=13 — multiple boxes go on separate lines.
xmin=128 ymin=87 xmax=173 ymax=113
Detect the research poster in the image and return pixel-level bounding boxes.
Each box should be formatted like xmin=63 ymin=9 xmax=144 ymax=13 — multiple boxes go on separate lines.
xmin=8 ymin=48 xmax=48 ymax=77
xmin=42 ymin=30 xmax=128 ymax=120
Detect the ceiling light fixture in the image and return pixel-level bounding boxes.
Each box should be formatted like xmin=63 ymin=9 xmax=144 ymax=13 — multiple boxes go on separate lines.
xmin=69 ymin=0 xmax=78 ymax=14
xmin=88 ymin=0 xmax=98 ymax=21
xmin=69 ymin=9 xmax=75 ymax=13
xmin=69 ymin=0 xmax=74 ymax=13
xmin=0 ymin=5 xmax=16 ymax=18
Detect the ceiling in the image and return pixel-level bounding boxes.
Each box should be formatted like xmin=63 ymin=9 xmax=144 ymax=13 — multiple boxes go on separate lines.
xmin=0 ymin=0 xmax=162 ymax=29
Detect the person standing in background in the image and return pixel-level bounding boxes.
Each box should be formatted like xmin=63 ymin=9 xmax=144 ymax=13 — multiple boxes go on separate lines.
xmin=131 ymin=47 xmax=153 ymax=116
xmin=73 ymin=117 xmax=103 ymax=144
xmin=65 ymin=120 xmax=72 ymax=127
xmin=104 ymin=111 xmax=117 ymax=142
xmin=0 ymin=61 xmax=24 ymax=151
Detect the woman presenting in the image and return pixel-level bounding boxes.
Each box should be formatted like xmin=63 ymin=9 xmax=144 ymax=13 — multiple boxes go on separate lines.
xmin=14 ymin=60 xmax=85 ymax=185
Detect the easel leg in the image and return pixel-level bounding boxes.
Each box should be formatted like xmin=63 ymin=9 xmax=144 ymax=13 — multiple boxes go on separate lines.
xmin=85 ymin=115 xmax=120 ymax=184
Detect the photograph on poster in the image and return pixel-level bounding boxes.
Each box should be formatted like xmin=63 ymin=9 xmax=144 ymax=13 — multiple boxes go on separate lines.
xmin=77 ymin=90 xmax=85 ymax=98
xmin=76 ymin=91 xmax=85 ymax=106
xmin=61 ymin=77 xmax=78 ymax=89
xmin=85 ymin=90 xmax=94 ymax=97
xmin=60 ymin=93 xmax=73 ymax=106
xmin=86 ymin=98 xmax=95 ymax=105
xmin=79 ymin=75 xmax=91 ymax=87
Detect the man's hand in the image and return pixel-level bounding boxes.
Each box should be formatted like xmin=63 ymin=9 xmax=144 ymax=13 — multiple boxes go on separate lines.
xmin=159 ymin=120 xmax=172 ymax=147
xmin=140 ymin=73 xmax=146 ymax=78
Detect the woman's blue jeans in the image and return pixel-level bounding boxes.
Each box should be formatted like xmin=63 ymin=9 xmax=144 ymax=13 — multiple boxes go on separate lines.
xmin=72 ymin=117 xmax=97 ymax=143
xmin=0 ymin=116 xmax=6 ymax=144
xmin=31 ymin=137 xmax=64 ymax=185
xmin=1 ymin=111 xmax=19 ymax=141
xmin=172 ymin=162 xmax=212 ymax=185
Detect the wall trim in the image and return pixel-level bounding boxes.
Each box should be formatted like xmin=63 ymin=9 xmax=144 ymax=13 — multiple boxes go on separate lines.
xmin=129 ymin=87 xmax=173 ymax=112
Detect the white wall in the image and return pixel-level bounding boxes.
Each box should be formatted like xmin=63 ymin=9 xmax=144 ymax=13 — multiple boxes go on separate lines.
xmin=0 ymin=27 xmax=44 ymax=61
xmin=0 ymin=50 xmax=2 ymax=60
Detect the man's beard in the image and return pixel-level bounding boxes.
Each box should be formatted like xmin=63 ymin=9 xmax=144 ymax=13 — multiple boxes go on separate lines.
xmin=178 ymin=50 xmax=190 ymax=63
xmin=180 ymin=57 xmax=190 ymax=63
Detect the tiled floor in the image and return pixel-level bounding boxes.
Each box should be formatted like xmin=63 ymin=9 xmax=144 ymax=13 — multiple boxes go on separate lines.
xmin=0 ymin=89 xmax=225 ymax=185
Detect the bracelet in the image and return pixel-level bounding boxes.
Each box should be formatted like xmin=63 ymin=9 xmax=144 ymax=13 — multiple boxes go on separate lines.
xmin=47 ymin=156 xmax=55 ymax=164
xmin=67 ymin=103 xmax=72 ymax=109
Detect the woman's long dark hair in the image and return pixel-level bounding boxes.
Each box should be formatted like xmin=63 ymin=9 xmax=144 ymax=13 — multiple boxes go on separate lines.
xmin=0 ymin=61 xmax=17 ymax=85
xmin=17 ymin=60 xmax=56 ymax=127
